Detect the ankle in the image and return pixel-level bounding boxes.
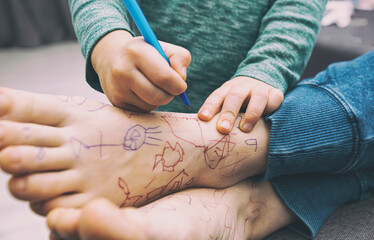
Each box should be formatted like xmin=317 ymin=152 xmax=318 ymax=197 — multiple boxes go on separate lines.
xmin=244 ymin=181 xmax=297 ymax=240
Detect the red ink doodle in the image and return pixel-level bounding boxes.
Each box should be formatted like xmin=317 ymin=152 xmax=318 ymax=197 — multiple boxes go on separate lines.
xmin=204 ymin=135 xmax=236 ymax=169
xmin=153 ymin=141 xmax=184 ymax=172
xmin=219 ymin=153 xmax=250 ymax=176
xmin=118 ymin=177 xmax=143 ymax=207
xmin=147 ymin=170 xmax=189 ymax=201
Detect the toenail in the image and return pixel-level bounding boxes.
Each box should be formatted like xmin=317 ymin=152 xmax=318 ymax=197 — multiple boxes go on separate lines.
xmin=13 ymin=178 xmax=26 ymax=191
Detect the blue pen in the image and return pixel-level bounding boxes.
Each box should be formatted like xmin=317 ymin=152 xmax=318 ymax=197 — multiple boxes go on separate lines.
xmin=122 ymin=0 xmax=190 ymax=108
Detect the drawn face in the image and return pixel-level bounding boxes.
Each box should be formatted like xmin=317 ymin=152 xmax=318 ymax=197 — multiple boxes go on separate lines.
xmin=123 ymin=125 xmax=147 ymax=151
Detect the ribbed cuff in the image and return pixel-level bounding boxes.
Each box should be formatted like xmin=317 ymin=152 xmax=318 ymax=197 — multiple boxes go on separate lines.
xmin=270 ymin=172 xmax=361 ymax=238
xmin=262 ymin=84 xmax=357 ymax=181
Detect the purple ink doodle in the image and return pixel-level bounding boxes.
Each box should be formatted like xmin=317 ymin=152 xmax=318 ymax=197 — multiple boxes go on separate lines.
xmin=245 ymin=139 xmax=257 ymax=152
xmin=123 ymin=124 xmax=162 ymax=151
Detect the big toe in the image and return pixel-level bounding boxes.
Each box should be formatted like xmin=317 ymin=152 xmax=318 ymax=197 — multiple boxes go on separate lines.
xmin=79 ymin=198 xmax=147 ymax=240
xmin=47 ymin=208 xmax=81 ymax=240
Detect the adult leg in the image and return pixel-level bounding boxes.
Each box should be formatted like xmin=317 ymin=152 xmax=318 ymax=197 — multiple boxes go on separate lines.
xmin=0 ymin=87 xmax=270 ymax=215
xmin=47 ymin=179 xmax=296 ymax=240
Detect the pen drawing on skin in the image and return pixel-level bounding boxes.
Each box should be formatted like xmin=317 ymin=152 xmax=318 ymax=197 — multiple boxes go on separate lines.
xmin=69 ymin=124 xmax=162 ymax=158
xmin=153 ymin=141 xmax=185 ymax=172
xmin=123 ymin=124 xmax=162 ymax=151
xmin=118 ymin=177 xmax=144 ymax=207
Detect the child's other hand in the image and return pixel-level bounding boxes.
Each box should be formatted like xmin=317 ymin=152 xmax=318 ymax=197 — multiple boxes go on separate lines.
xmin=198 ymin=76 xmax=284 ymax=134
xmin=91 ymin=30 xmax=191 ymax=112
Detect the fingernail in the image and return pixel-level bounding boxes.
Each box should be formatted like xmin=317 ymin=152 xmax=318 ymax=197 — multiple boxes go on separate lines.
xmin=219 ymin=120 xmax=231 ymax=131
xmin=181 ymin=67 xmax=187 ymax=80
xmin=242 ymin=123 xmax=252 ymax=132
xmin=199 ymin=109 xmax=210 ymax=118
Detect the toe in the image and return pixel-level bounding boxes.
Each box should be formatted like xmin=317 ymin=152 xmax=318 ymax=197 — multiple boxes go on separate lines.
xmin=79 ymin=199 xmax=147 ymax=240
xmin=0 ymin=88 xmax=69 ymax=126
xmin=0 ymin=121 xmax=65 ymax=149
xmin=47 ymin=208 xmax=81 ymax=240
xmin=31 ymin=193 xmax=93 ymax=216
xmin=8 ymin=170 xmax=81 ymax=202
xmin=0 ymin=146 xmax=74 ymax=175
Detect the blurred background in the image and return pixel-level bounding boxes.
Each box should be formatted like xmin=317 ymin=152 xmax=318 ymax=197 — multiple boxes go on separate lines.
xmin=0 ymin=0 xmax=373 ymax=240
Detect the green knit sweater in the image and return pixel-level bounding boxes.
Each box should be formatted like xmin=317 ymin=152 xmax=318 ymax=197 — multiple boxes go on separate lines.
xmin=69 ymin=0 xmax=327 ymax=112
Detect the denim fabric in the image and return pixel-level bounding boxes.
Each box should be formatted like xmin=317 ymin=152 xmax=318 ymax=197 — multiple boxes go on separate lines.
xmin=265 ymin=50 xmax=374 ymax=238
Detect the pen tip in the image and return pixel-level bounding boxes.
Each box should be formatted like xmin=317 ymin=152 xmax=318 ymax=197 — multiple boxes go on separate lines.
xmin=187 ymin=105 xmax=191 ymax=111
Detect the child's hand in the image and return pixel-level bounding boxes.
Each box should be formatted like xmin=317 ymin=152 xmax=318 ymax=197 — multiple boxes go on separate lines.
xmin=198 ymin=76 xmax=284 ymax=134
xmin=91 ymin=30 xmax=191 ymax=112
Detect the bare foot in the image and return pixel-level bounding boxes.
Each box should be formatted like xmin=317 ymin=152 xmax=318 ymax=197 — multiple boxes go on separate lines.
xmin=0 ymin=88 xmax=269 ymax=215
xmin=48 ymin=180 xmax=296 ymax=240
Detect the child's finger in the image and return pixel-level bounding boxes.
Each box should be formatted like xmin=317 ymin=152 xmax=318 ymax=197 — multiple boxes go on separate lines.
xmin=111 ymin=89 xmax=159 ymax=112
xmin=198 ymin=87 xmax=228 ymax=121
xmin=240 ymin=89 xmax=269 ymax=132
xmin=163 ymin=43 xmax=191 ymax=81
xmin=217 ymin=86 xmax=249 ymax=134
xmin=264 ymin=88 xmax=284 ymax=114
xmin=134 ymin=45 xmax=187 ymax=96
xmin=129 ymin=70 xmax=174 ymax=106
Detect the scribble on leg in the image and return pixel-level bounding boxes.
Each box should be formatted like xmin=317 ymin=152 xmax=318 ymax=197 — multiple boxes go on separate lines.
xmin=123 ymin=124 xmax=162 ymax=151
xmin=245 ymin=139 xmax=257 ymax=152
xmin=203 ymin=135 xmax=236 ymax=169
xmin=146 ymin=170 xmax=190 ymax=201
xmin=153 ymin=141 xmax=185 ymax=172
xmin=118 ymin=177 xmax=143 ymax=207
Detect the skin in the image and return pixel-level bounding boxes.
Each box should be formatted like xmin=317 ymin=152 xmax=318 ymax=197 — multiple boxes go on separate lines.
xmin=48 ymin=180 xmax=296 ymax=240
xmin=91 ymin=30 xmax=284 ymax=134
xmin=0 ymin=87 xmax=269 ymax=216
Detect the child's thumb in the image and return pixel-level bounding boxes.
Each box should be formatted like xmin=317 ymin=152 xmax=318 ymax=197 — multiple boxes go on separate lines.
xmin=168 ymin=47 xmax=191 ymax=81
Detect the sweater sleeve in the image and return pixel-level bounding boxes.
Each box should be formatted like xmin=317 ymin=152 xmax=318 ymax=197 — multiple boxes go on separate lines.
xmin=232 ymin=0 xmax=327 ymax=93
xmin=69 ymin=0 xmax=134 ymax=92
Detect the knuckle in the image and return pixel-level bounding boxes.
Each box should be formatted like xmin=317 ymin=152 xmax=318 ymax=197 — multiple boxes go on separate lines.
xmin=221 ymin=109 xmax=238 ymax=120
xmin=252 ymin=88 xmax=269 ymax=98
xmin=110 ymin=64 xmax=127 ymax=80
xmin=125 ymin=43 xmax=140 ymax=58
xmin=245 ymin=110 xmax=261 ymax=120
xmin=153 ymin=71 xmax=173 ymax=87
xmin=227 ymin=88 xmax=247 ymax=99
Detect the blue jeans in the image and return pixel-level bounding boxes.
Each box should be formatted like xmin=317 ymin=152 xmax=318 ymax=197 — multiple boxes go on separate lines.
xmin=263 ymin=50 xmax=374 ymax=238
